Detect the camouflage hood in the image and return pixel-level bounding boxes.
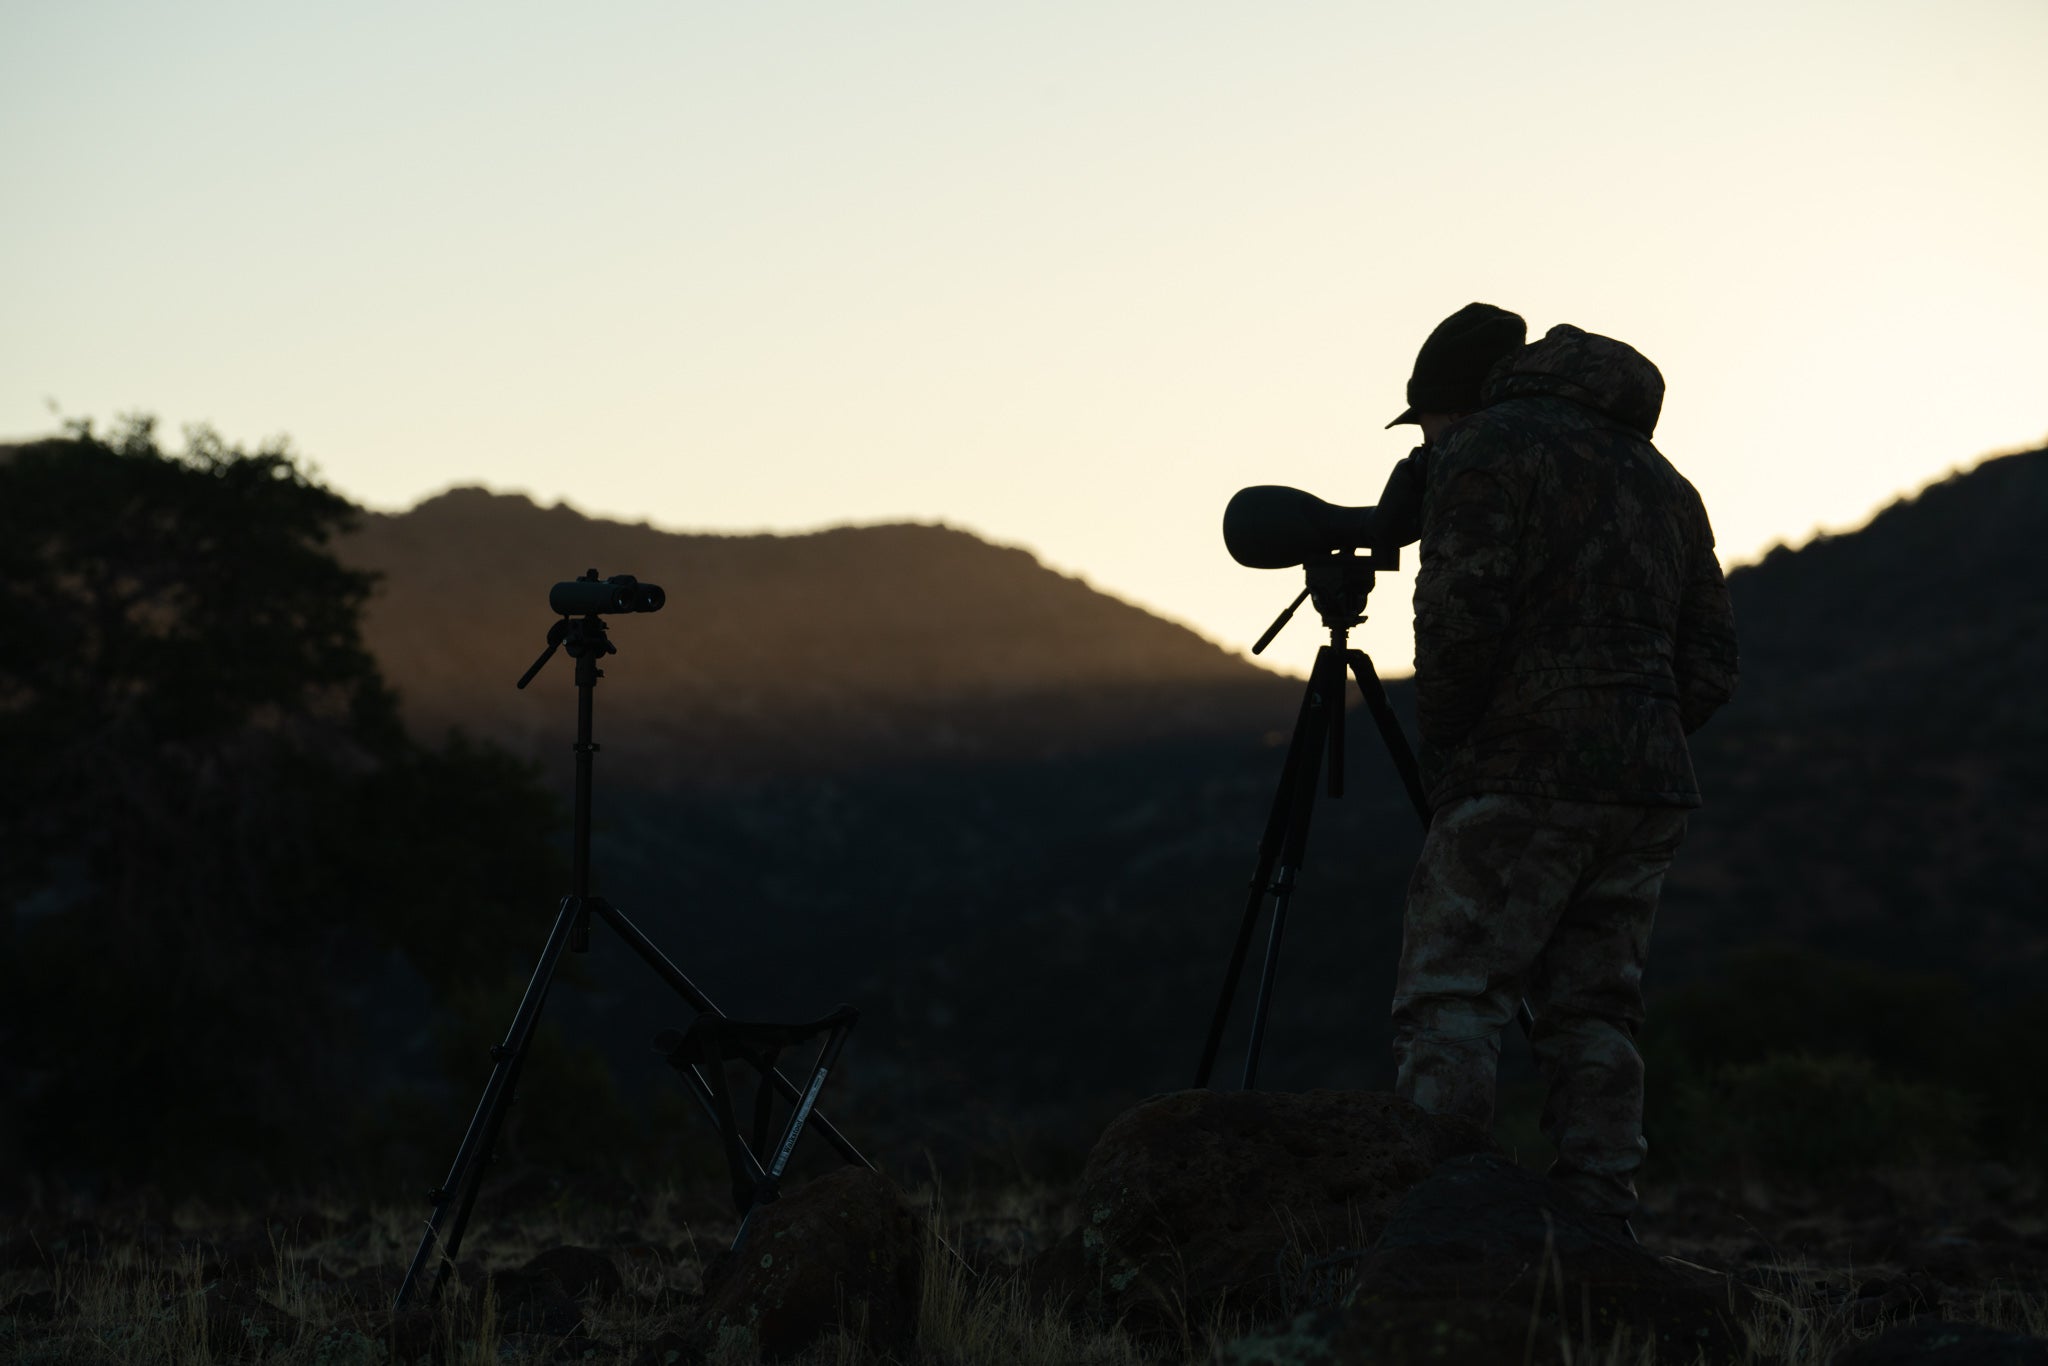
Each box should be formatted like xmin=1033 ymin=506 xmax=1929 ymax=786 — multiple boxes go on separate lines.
xmin=1483 ymin=323 xmax=1665 ymax=438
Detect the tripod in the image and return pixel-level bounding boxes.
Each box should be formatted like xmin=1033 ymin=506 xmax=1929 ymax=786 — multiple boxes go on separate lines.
xmin=393 ymin=595 xmax=869 ymax=1309
xmin=1193 ymin=549 xmax=1533 ymax=1090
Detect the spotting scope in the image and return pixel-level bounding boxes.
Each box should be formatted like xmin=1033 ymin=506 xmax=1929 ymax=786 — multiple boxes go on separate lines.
xmin=1222 ymin=486 xmax=1392 ymax=569
xmin=1221 ymin=452 xmax=1427 ymax=568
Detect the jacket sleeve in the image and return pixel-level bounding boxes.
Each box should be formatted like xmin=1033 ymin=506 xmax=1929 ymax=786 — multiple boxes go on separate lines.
xmin=1413 ymin=427 xmax=1524 ymax=748
xmin=1673 ymin=528 xmax=1738 ymax=734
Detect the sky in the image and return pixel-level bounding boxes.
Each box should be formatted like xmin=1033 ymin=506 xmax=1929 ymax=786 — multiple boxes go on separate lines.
xmin=4 ymin=0 xmax=2045 ymax=678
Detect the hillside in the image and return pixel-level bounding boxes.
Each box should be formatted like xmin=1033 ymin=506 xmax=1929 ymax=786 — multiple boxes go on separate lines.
xmin=1664 ymin=445 xmax=2048 ymax=988
xmin=338 ymin=488 xmax=1292 ymax=782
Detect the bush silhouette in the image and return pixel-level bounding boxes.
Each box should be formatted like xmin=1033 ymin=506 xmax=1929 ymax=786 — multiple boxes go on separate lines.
xmin=0 ymin=418 xmax=573 ymax=1192
xmin=1669 ymin=1052 xmax=1976 ymax=1179
xmin=1638 ymin=945 xmax=2045 ymax=1176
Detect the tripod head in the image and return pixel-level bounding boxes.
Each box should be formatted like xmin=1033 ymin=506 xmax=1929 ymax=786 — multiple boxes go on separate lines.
xmin=517 ymin=568 xmax=660 ymax=689
xmin=517 ymin=614 xmax=615 ymax=690
xmin=1250 ymin=543 xmax=1402 ymax=655
xmin=511 ymin=568 xmax=664 ymax=947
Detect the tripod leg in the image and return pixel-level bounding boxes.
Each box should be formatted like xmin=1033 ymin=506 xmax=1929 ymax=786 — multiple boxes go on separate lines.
xmin=1242 ymin=866 xmax=1297 ymax=1091
xmin=733 ymin=1024 xmax=853 ymax=1253
xmin=593 ymin=899 xmax=872 ymax=1169
xmin=1194 ymin=654 xmax=1329 ymax=1087
xmin=394 ymin=895 xmax=582 ymax=1310
xmin=1243 ymin=654 xmax=1337 ymax=1089
xmin=1345 ymin=651 xmax=1428 ymax=823
xmin=1327 ymin=648 xmax=1346 ymax=799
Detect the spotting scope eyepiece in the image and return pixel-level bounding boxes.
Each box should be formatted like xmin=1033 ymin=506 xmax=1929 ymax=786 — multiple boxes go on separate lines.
xmin=548 ymin=571 xmax=666 ymax=616
xmin=1222 ymin=486 xmax=1389 ymax=569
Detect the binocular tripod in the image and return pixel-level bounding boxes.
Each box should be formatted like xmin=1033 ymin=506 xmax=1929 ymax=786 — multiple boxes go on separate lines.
xmin=394 ymin=583 xmax=869 ymax=1309
xmin=1193 ymin=549 xmax=1533 ymax=1090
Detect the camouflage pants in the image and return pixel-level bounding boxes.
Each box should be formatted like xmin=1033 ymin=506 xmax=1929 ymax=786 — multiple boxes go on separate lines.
xmin=1390 ymin=792 xmax=1687 ymax=1217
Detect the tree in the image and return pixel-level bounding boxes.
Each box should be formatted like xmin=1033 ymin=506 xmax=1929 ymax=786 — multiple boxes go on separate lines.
xmin=0 ymin=417 xmax=574 ymax=1190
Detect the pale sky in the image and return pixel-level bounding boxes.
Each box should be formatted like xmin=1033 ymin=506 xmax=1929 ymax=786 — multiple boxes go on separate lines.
xmin=5 ymin=1 xmax=2044 ymax=677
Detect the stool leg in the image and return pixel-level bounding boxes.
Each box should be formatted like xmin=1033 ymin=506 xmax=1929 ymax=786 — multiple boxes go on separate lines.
xmin=732 ymin=1025 xmax=852 ymax=1252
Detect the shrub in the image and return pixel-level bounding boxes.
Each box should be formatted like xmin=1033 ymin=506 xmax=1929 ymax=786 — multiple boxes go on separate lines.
xmin=1665 ymin=1051 xmax=1976 ymax=1180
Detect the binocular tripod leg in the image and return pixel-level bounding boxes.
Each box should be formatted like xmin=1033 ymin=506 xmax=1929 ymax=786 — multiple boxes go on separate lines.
xmin=395 ymin=893 xmax=582 ymax=1309
xmin=394 ymin=892 xmax=874 ymax=1312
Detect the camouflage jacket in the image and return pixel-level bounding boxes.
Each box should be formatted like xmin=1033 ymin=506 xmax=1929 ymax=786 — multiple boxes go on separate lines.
xmin=1411 ymin=324 xmax=1739 ymax=810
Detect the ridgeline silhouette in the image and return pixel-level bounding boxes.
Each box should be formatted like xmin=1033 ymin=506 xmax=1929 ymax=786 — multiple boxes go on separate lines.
xmin=338 ymin=486 xmax=1292 ymax=784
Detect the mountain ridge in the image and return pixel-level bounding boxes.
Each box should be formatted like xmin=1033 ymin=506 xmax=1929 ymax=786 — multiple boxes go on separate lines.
xmin=338 ymin=485 xmax=1294 ymax=783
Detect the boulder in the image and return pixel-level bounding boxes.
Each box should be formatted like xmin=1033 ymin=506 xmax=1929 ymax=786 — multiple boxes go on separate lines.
xmin=519 ymin=1245 xmax=625 ymax=1303
xmin=1346 ymin=1154 xmax=1744 ymax=1360
xmin=1831 ymin=1320 xmax=2048 ymax=1365
xmin=481 ymin=1266 xmax=586 ymax=1337
xmin=1042 ymin=1089 xmax=1494 ymax=1337
xmin=1222 ymin=1151 xmax=1750 ymax=1365
xmin=697 ymin=1166 xmax=923 ymax=1360
xmin=1844 ymin=1272 xmax=1947 ymax=1328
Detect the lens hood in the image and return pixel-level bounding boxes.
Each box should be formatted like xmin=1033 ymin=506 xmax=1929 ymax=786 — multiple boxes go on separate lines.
xmin=1222 ymin=486 xmax=1384 ymax=569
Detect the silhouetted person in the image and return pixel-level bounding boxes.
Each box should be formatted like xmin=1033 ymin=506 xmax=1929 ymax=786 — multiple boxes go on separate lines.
xmin=1384 ymin=304 xmax=1739 ymax=1232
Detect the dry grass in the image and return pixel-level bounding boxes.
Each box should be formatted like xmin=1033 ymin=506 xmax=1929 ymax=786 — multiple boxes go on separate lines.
xmin=4 ymin=1174 xmax=2046 ymax=1365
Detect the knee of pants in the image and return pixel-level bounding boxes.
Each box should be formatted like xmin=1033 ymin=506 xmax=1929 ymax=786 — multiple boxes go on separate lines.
xmin=1393 ymin=992 xmax=1517 ymax=1044
xmin=1531 ymin=1009 xmax=1640 ymax=1056
xmin=1538 ymin=1036 xmax=1645 ymax=1099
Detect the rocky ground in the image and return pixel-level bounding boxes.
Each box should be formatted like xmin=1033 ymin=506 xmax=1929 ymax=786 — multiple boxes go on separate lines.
xmin=5 ymin=1093 xmax=2046 ymax=1365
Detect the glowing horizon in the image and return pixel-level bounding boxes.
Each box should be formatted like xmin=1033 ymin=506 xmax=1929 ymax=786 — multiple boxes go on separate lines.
xmin=5 ymin=0 xmax=2044 ymax=677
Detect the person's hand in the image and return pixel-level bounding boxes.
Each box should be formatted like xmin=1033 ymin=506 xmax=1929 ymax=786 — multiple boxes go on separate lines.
xmin=1371 ymin=446 xmax=1429 ymax=547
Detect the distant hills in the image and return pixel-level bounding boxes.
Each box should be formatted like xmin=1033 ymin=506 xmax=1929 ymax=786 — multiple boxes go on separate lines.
xmin=338 ymin=487 xmax=1291 ymax=784
xmin=332 ymin=445 xmax=2048 ymax=1142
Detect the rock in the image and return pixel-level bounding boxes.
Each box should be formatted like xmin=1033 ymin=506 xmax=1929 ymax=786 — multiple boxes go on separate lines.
xmin=1847 ymin=1272 xmax=1946 ymax=1328
xmin=521 ymin=1245 xmax=625 ymax=1302
xmin=1345 ymin=1154 xmax=1745 ymax=1361
xmin=697 ymin=1166 xmax=923 ymax=1361
xmin=1831 ymin=1320 xmax=2048 ymax=1364
xmin=1044 ymin=1088 xmax=1493 ymax=1337
xmin=484 ymin=1267 xmax=587 ymax=1336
